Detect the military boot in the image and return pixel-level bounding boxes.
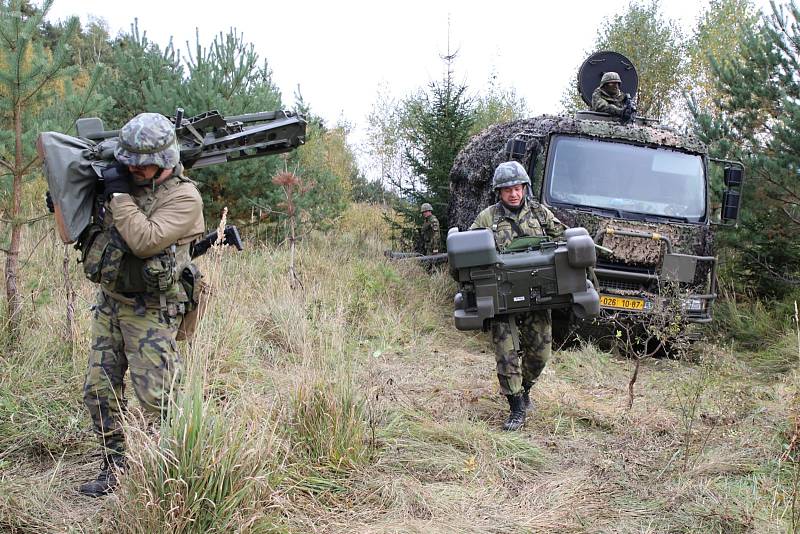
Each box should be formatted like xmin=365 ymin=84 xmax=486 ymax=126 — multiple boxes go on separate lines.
xmin=79 ymin=455 xmax=125 ymax=497
xmin=522 ymin=385 xmax=533 ymax=412
xmin=502 ymin=393 xmax=526 ymax=431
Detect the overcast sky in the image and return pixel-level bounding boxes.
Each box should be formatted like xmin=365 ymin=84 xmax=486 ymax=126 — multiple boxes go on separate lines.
xmin=48 ymin=0 xmax=769 ymax=169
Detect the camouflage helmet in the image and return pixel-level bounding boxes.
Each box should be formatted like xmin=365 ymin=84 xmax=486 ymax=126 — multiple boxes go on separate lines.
xmin=492 ymin=161 xmax=531 ymax=190
xmin=600 ymin=71 xmax=622 ymax=85
xmin=420 ymin=202 xmax=433 ymax=212
xmin=114 ymin=113 xmax=180 ymax=168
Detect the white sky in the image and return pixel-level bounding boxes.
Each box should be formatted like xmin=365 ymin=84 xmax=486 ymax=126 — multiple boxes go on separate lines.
xmin=47 ymin=0 xmax=770 ymax=173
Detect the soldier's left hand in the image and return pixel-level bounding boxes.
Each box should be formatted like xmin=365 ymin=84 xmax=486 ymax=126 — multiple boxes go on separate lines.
xmin=102 ymin=163 xmax=132 ymax=199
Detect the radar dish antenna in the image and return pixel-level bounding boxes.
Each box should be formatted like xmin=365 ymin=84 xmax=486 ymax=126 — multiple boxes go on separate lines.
xmin=577 ymin=51 xmax=638 ymax=106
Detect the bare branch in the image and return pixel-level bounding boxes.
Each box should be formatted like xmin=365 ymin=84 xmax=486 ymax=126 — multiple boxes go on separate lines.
xmin=746 ymin=252 xmax=800 ymax=285
xmin=20 ymin=155 xmax=40 ymax=177
xmin=783 ymin=206 xmax=800 ymax=226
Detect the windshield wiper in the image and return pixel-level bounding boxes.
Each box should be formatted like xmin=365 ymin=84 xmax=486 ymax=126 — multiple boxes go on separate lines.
xmin=644 ymin=214 xmax=691 ymax=223
xmin=568 ymin=203 xmax=622 ymax=218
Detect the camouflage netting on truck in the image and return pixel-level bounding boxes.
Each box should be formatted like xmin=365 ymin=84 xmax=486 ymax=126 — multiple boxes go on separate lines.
xmin=448 ymin=115 xmax=706 ymax=232
xmin=565 ymin=214 xmax=711 ymax=266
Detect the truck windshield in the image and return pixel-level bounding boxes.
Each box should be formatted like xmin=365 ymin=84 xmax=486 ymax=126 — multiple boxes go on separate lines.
xmin=544 ymin=135 xmax=706 ymax=220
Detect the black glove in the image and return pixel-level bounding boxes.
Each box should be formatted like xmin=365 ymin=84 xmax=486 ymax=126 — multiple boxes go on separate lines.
xmin=45 ymin=191 xmax=54 ymax=213
xmin=101 ymin=163 xmax=132 ymax=199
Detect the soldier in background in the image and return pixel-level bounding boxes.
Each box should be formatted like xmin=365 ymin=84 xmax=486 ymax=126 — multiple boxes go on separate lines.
xmin=420 ymin=202 xmax=440 ymax=255
xmin=78 ymin=113 xmax=205 ymax=497
xmin=591 ymin=71 xmax=633 ymax=120
xmin=470 ymin=161 xmax=563 ymax=431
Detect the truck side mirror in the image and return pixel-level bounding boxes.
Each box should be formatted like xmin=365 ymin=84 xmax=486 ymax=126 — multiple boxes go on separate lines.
xmin=709 ymin=159 xmax=745 ymax=226
xmin=504 ymin=137 xmax=528 ymax=161
xmin=721 ymin=189 xmax=741 ymax=221
xmin=724 ymin=167 xmax=743 ymax=187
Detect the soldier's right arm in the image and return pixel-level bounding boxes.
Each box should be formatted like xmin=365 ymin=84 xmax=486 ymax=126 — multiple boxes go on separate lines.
xmin=469 ymin=207 xmax=493 ymax=230
xmin=111 ymin=184 xmax=204 ymax=258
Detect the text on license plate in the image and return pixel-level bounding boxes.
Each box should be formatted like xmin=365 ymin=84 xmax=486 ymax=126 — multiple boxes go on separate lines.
xmin=600 ymin=295 xmax=645 ymax=310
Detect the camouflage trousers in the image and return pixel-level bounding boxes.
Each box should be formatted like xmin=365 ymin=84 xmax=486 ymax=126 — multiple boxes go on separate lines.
xmin=83 ymin=291 xmax=183 ymax=457
xmin=491 ymin=310 xmax=552 ymax=396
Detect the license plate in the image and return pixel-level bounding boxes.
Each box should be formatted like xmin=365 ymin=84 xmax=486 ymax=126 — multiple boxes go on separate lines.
xmin=600 ymin=295 xmax=645 ymax=310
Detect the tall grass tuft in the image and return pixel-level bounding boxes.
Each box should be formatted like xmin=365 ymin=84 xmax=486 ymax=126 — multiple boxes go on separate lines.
xmin=113 ymin=369 xmax=285 ymax=533
xmin=287 ymin=376 xmax=373 ymax=479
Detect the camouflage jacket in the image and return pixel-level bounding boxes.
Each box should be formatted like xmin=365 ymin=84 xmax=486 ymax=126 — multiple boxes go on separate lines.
xmin=470 ymin=200 xmax=563 ymax=251
xmin=102 ymin=170 xmax=205 ymax=307
xmin=421 ymin=214 xmax=440 ymax=253
xmin=591 ymin=87 xmax=628 ymax=116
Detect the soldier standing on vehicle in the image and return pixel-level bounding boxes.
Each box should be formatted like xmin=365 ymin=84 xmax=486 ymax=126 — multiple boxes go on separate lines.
xmin=78 ymin=113 xmax=205 ymax=497
xmin=591 ymin=71 xmax=634 ymax=121
xmin=420 ymin=202 xmax=440 ymax=255
xmin=470 ymin=161 xmax=563 ymax=431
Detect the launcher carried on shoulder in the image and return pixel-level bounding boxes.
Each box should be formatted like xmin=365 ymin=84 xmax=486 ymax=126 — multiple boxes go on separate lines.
xmin=447 ymin=227 xmax=601 ymax=331
xmin=37 ymin=109 xmax=306 ymax=245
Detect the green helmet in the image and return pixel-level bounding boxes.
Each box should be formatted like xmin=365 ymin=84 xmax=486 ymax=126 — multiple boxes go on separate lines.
xmin=420 ymin=202 xmax=433 ymax=212
xmin=492 ymin=161 xmax=531 ymax=190
xmin=600 ymin=71 xmax=622 ymax=85
xmin=114 ymin=112 xmax=180 ymax=168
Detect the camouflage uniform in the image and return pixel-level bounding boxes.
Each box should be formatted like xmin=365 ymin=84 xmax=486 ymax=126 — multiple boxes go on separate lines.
xmin=591 ymin=86 xmax=629 ymax=116
xmin=82 ymin=113 xmax=205 ymax=463
xmin=421 ymin=213 xmax=440 ymax=255
xmin=471 ymin=199 xmax=563 ymax=396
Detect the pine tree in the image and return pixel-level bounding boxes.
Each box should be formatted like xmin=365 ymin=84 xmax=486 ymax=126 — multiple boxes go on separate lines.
xmin=95 ymin=19 xmax=184 ymax=127
xmin=0 ymin=0 xmax=107 ymax=338
xmin=692 ymin=1 xmax=800 ymax=296
xmin=390 ymin=52 xmax=474 ymax=251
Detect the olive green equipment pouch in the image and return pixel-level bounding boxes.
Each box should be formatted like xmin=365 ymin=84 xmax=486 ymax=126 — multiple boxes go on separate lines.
xmin=142 ymin=246 xmax=177 ymax=294
xmin=100 ymin=228 xmax=131 ymax=287
xmin=176 ymin=262 xmax=207 ymax=342
xmin=78 ymin=223 xmax=108 ymax=283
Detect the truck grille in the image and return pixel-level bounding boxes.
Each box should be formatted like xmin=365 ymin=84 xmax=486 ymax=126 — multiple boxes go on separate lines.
xmin=599 ymin=278 xmax=644 ymax=292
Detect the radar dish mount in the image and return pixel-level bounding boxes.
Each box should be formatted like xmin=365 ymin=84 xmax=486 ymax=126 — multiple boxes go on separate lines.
xmin=577 ymin=51 xmax=638 ymax=106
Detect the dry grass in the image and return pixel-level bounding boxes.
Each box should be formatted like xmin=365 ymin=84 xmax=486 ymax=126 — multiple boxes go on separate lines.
xmin=0 ymin=203 xmax=797 ymax=533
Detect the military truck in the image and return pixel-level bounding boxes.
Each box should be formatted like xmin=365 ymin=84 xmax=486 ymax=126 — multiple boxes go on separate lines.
xmin=448 ymin=52 xmax=743 ymax=340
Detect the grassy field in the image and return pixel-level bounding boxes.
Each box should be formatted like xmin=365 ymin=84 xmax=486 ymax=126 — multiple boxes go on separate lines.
xmin=1 ymin=204 xmax=798 ymax=533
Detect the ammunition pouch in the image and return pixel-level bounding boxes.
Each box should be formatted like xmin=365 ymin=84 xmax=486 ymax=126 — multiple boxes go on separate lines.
xmin=142 ymin=246 xmax=177 ymax=294
xmin=176 ymin=262 xmax=207 ymax=341
xmin=79 ymin=225 xmax=143 ymax=291
xmin=78 ymin=223 xmax=106 ymax=283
